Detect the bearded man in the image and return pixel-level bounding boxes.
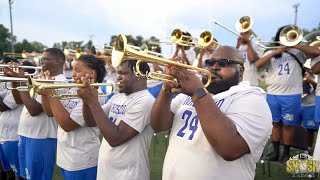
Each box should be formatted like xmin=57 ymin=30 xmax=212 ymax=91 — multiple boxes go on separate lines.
xmin=151 ymin=46 xmax=272 ymax=180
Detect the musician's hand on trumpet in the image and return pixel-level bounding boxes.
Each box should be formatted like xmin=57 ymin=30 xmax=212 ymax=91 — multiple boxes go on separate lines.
xmin=167 ymin=66 xmax=203 ymax=96
xmin=77 ymin=73 xmax=99 ymax=105
xmin=3 ymin=63 xmax=25 ymax=78
xmin=36 ymin=71 xmax=57 ymax=97
xmin=273 ymin=45 xmax=290 ymax=55
xmin=236 ymin=32 xmax=252 ymax=49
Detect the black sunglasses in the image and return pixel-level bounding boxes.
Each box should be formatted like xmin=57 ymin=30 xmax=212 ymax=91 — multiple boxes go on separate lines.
xmin=205 ymin=58 xmax=243 ymax=67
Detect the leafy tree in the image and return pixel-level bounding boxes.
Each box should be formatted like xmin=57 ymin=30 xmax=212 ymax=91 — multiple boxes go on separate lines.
xmin=1 ymin=24 xmax=46 ymax=59
xmin=108 ymin=34 xmax=162 ymax=52
xmin=0 ymin=24 xmax=16 ymax=59
xmin=14 ymin=39 xmax=46 ymax=53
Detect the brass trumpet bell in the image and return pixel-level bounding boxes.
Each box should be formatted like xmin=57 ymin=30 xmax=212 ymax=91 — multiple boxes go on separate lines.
xmin=256 ymin=25 xmax=303 ymax=49
xmin=170 ymin=29 xmax=215 ymax=47
xmin=235 ymin=16 xmax=253 ymax=33
xmin=303 ymin=30 xmax=320 ymax=48
xmin=279 ymin=25 xmax=303 ymax=47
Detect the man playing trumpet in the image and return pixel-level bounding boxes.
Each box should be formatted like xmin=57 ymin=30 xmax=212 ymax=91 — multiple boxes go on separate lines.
xmin=6 ymin=48 xmax=66 ymax=180
xmin=236 ymin=30 xmax=264 ymax=87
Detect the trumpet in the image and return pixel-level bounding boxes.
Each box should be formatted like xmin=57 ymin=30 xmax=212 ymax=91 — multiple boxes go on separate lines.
xmin=112 ymin=34 xmax=212 ymax=87
xmin=303 ymin=30 xmax=320 ymax=48
xmin=0 ymin=64 xmax=42 ymax=76
xmin=3 ymin=52 xmax=42 ymax=59
xmin=148 ymin=41 xmax=173 ymax=45
xmin=171 ymin=29 xmax=220 ymax=47
xmin=0 ymin=77 xmax=68 ymax=91
xmin=212 ymin=16 xmax=261 ymax=41
xmin=235 ymin=16 xmax=262 ymax=41
xmin=257 ymin=25 xmax=303 ymax=49
xmin=28 ymin=76 xmax=114 ymax=99
xmin=64 ymin=48 xmax=84 ymax=61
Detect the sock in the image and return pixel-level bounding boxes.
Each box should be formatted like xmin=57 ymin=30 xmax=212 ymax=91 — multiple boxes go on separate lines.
xmin=284 ymin=144 xmax=291 ymax=156
xmin=273 ymin=141 xmax=280 ymax=154
xmin=8 ymin=176 xmax=16 ymax=180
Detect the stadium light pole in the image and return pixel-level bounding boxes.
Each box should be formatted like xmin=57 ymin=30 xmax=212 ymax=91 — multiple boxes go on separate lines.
xmin=8 ymin=0 xmax=15 ymax=54
xmin=292 ymin=3 xmax=300 ymax=25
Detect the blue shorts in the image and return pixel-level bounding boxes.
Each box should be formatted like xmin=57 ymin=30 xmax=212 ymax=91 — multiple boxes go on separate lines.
xmin=18 ymin=136 xmax=57 ymax=180
xmin=266 ymin=94 xmax=301 ymax=125
xmin=315 ymin=96 xmax=320 ymax=123
xmin=300 ymin=105 xmax=319 ymax=129
xmin=0 ymin=145 xmax=11 ymax=172
xmin=60 ymin=166 xmax=97 ymax=180
xmin=148 ymin=83 xmax=163 ymax=98
xmin=1 ymin=141 xmax=20 ymax=177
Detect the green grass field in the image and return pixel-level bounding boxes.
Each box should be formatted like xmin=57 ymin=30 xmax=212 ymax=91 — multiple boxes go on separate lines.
xmin=52 ymin=131 xmax=318 ymax=180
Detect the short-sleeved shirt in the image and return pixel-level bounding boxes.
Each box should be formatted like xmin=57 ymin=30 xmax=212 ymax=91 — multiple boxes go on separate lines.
xmin=162 ymin=82 xmax=272 ymax=180
xmin=18 ymin=74 xmax=66 ymax=139
xmin=56 ymin=88 xmax=105 ymax=171
xmin=239 ymin=44 xmax=264 ymax=86
xmin=0 ymin=90 xmax=23 ymax=142
xmin=311 ymin=56 xmax=320 ymax=96
xmin=97 ymin=90 xmax=155 ymax=180
xmin=263 ymin=49 xmax=307 ymax=95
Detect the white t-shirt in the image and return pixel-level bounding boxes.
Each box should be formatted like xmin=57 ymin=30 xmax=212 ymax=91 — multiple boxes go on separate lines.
xmin=311 ymin=56 xmax=320 ymax=96
xmin=0 ymin=90 xmax=23 ymax=142
xmin=239 ymin=44 xmax=264 ymax=86
xmin=163 ymin=82 xmax=272 ymax=180
xmin=263 ymin=49 xmax=307 ymax=95
xmin=97 ymin=90 xmax=155 ymax=180
xmin=173 ymin=47 xmax=196 ymax=65
xmin=18 ymin=74 xmax=66 ymax=139
xmin=56 ymin=88 xmax=105 ymax=171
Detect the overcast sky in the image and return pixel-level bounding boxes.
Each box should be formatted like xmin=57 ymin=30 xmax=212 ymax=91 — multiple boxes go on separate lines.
xmin=0 ymin=0 xmax=319 ymax=55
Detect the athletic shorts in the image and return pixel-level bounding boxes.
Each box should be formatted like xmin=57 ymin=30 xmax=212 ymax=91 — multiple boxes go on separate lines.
xmin=1 ymin=141 xmax=20 ymax=177
xmin=315 ymin=96 xmax=320 ymax=123
xmin=0 ymin=145 xmax=11 ymax=172
xmin=60 ymin=166 xmax=97 ymax=180
xmin=266 ymin=94 xmax=301 ymax=125
xmin=18 ymin=136 xmax=57 ymax=180
xmin=300 ymin=105 xmax=319 ymax=129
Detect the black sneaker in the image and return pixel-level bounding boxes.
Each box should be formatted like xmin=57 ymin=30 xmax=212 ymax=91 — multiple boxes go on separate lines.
xmin=281 ymin=154 xmax=290 ymax=165
xmin=0 ymin=171 xmax=7 ymax=180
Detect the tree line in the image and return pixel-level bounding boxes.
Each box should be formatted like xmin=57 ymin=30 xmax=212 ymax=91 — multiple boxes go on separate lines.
xmin=1 ymin=23 xmax=319 ymax=59
xmin=0 ymin=24 xmax=162 ymax=59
